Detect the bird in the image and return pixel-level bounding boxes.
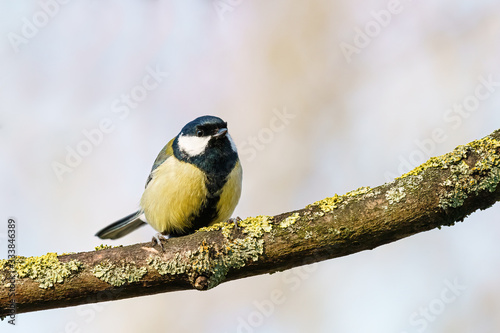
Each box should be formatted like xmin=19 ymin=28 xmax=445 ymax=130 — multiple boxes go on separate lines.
xmin=95 ymin=115 xmax=242 ymax=243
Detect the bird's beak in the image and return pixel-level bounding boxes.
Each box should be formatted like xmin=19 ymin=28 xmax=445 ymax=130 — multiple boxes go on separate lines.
xmin=213 ymin=128 xmax=228 ymax=138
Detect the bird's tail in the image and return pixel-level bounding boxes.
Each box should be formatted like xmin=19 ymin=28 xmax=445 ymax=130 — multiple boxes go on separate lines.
xmin=95 ymin=211 xmax=146 ymax=240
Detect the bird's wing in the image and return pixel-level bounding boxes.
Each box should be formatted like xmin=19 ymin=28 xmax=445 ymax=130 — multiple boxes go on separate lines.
xmin=145 ymin=137 xmax=175 ymax=188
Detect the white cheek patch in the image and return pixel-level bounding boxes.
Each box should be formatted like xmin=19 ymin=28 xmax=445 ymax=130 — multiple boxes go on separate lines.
xmin=227 ymin=133 xmax=238 ymax=153
xmin=177 ymin=134 xmax=211 ymax=156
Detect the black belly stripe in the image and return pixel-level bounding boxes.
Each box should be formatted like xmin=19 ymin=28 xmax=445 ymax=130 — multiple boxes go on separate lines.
xmin=169 ymin=194 xmax=220 ymax=237
xmin=170 ymin=171 xmax=230 ymax=237
xmin=167 ymin=173 xmax=230 ymax=237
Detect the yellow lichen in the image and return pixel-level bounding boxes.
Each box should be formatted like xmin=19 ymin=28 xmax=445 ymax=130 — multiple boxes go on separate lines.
xmin=393 ymin=134 xmax=500 ymax=209
xmin=308 ymin=194 xmax=343 ymax=213
xmin=149 ymin=215 xmax=275 ymax=289
xmin=148 ymin=233 xmax=265 ymax=289
xmin=398 ymin=136 xmax=499 ymax=180
xmin=94 ymin=244 xmax=113 ymax=251
xmin=198 ymin=220 xmax=236 ymax=239
xmin=307 ymin=187 xmax=372 ymax=213
xmin=92 ymin=260 xmax=147 ymax=287
xmin=237 ymin=215 xmax=273 ymax=238
xmin=0 ymin=253 xmax=83 ymax=289
xmin=148 ymin=253 xmax=186 ymax=275
xmin=439 ymin=136 xmax=500 ymax=209
xmin=386 ymin=187 xmax=406 ymax=204
xmin=345 ymin=186 xmax=372 ymax=197
xmin=280 ymin=213 xmax=300 ymax=228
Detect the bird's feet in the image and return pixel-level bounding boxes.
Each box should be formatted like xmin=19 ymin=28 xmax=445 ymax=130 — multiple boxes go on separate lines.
xmin=152 ymin=233 xmax=170 ymax=250
xmin=228 ymin=216 xmax=242 ymax=228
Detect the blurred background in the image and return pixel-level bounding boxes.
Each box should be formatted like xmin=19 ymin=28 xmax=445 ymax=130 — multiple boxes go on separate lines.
xmin=1 ymin=0 xmax=500 ymax=332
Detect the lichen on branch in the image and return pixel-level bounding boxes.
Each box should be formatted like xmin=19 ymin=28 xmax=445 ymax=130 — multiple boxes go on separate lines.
xmin=0 ymin=129 xmax=499 ymax=317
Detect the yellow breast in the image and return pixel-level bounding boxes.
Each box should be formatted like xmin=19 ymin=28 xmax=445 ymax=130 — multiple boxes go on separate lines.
xmin=140 ymin=157 xmax=208 ymax=234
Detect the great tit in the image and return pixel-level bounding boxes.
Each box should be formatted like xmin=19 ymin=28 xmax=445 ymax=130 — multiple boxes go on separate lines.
xmin=95 ymin=115 xmax=242 ymax=240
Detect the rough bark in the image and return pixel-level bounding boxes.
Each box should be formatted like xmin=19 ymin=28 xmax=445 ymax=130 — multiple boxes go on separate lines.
xmin=1 ymin=129 xmax=499 ymax=317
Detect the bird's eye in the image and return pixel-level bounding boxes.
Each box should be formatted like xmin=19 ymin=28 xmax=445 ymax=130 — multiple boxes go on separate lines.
xmin=197 ymin=130 xmax=204 ymax=137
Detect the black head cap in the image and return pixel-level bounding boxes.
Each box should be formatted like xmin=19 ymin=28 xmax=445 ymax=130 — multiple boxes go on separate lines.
xmin=180 ymin=115 xmax=227 ymax=138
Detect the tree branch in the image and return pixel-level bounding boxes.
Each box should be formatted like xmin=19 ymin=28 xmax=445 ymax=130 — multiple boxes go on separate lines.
xmin=1 ymin=129 xmax=500 ymax=317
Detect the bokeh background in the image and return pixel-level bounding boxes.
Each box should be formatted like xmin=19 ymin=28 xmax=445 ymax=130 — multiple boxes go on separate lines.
xmin=1 ymin=0 xmax=500 ymax=332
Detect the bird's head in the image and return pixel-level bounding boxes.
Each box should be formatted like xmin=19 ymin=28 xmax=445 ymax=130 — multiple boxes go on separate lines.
xmin=175 ymin=115 xmax=237 ymax=158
